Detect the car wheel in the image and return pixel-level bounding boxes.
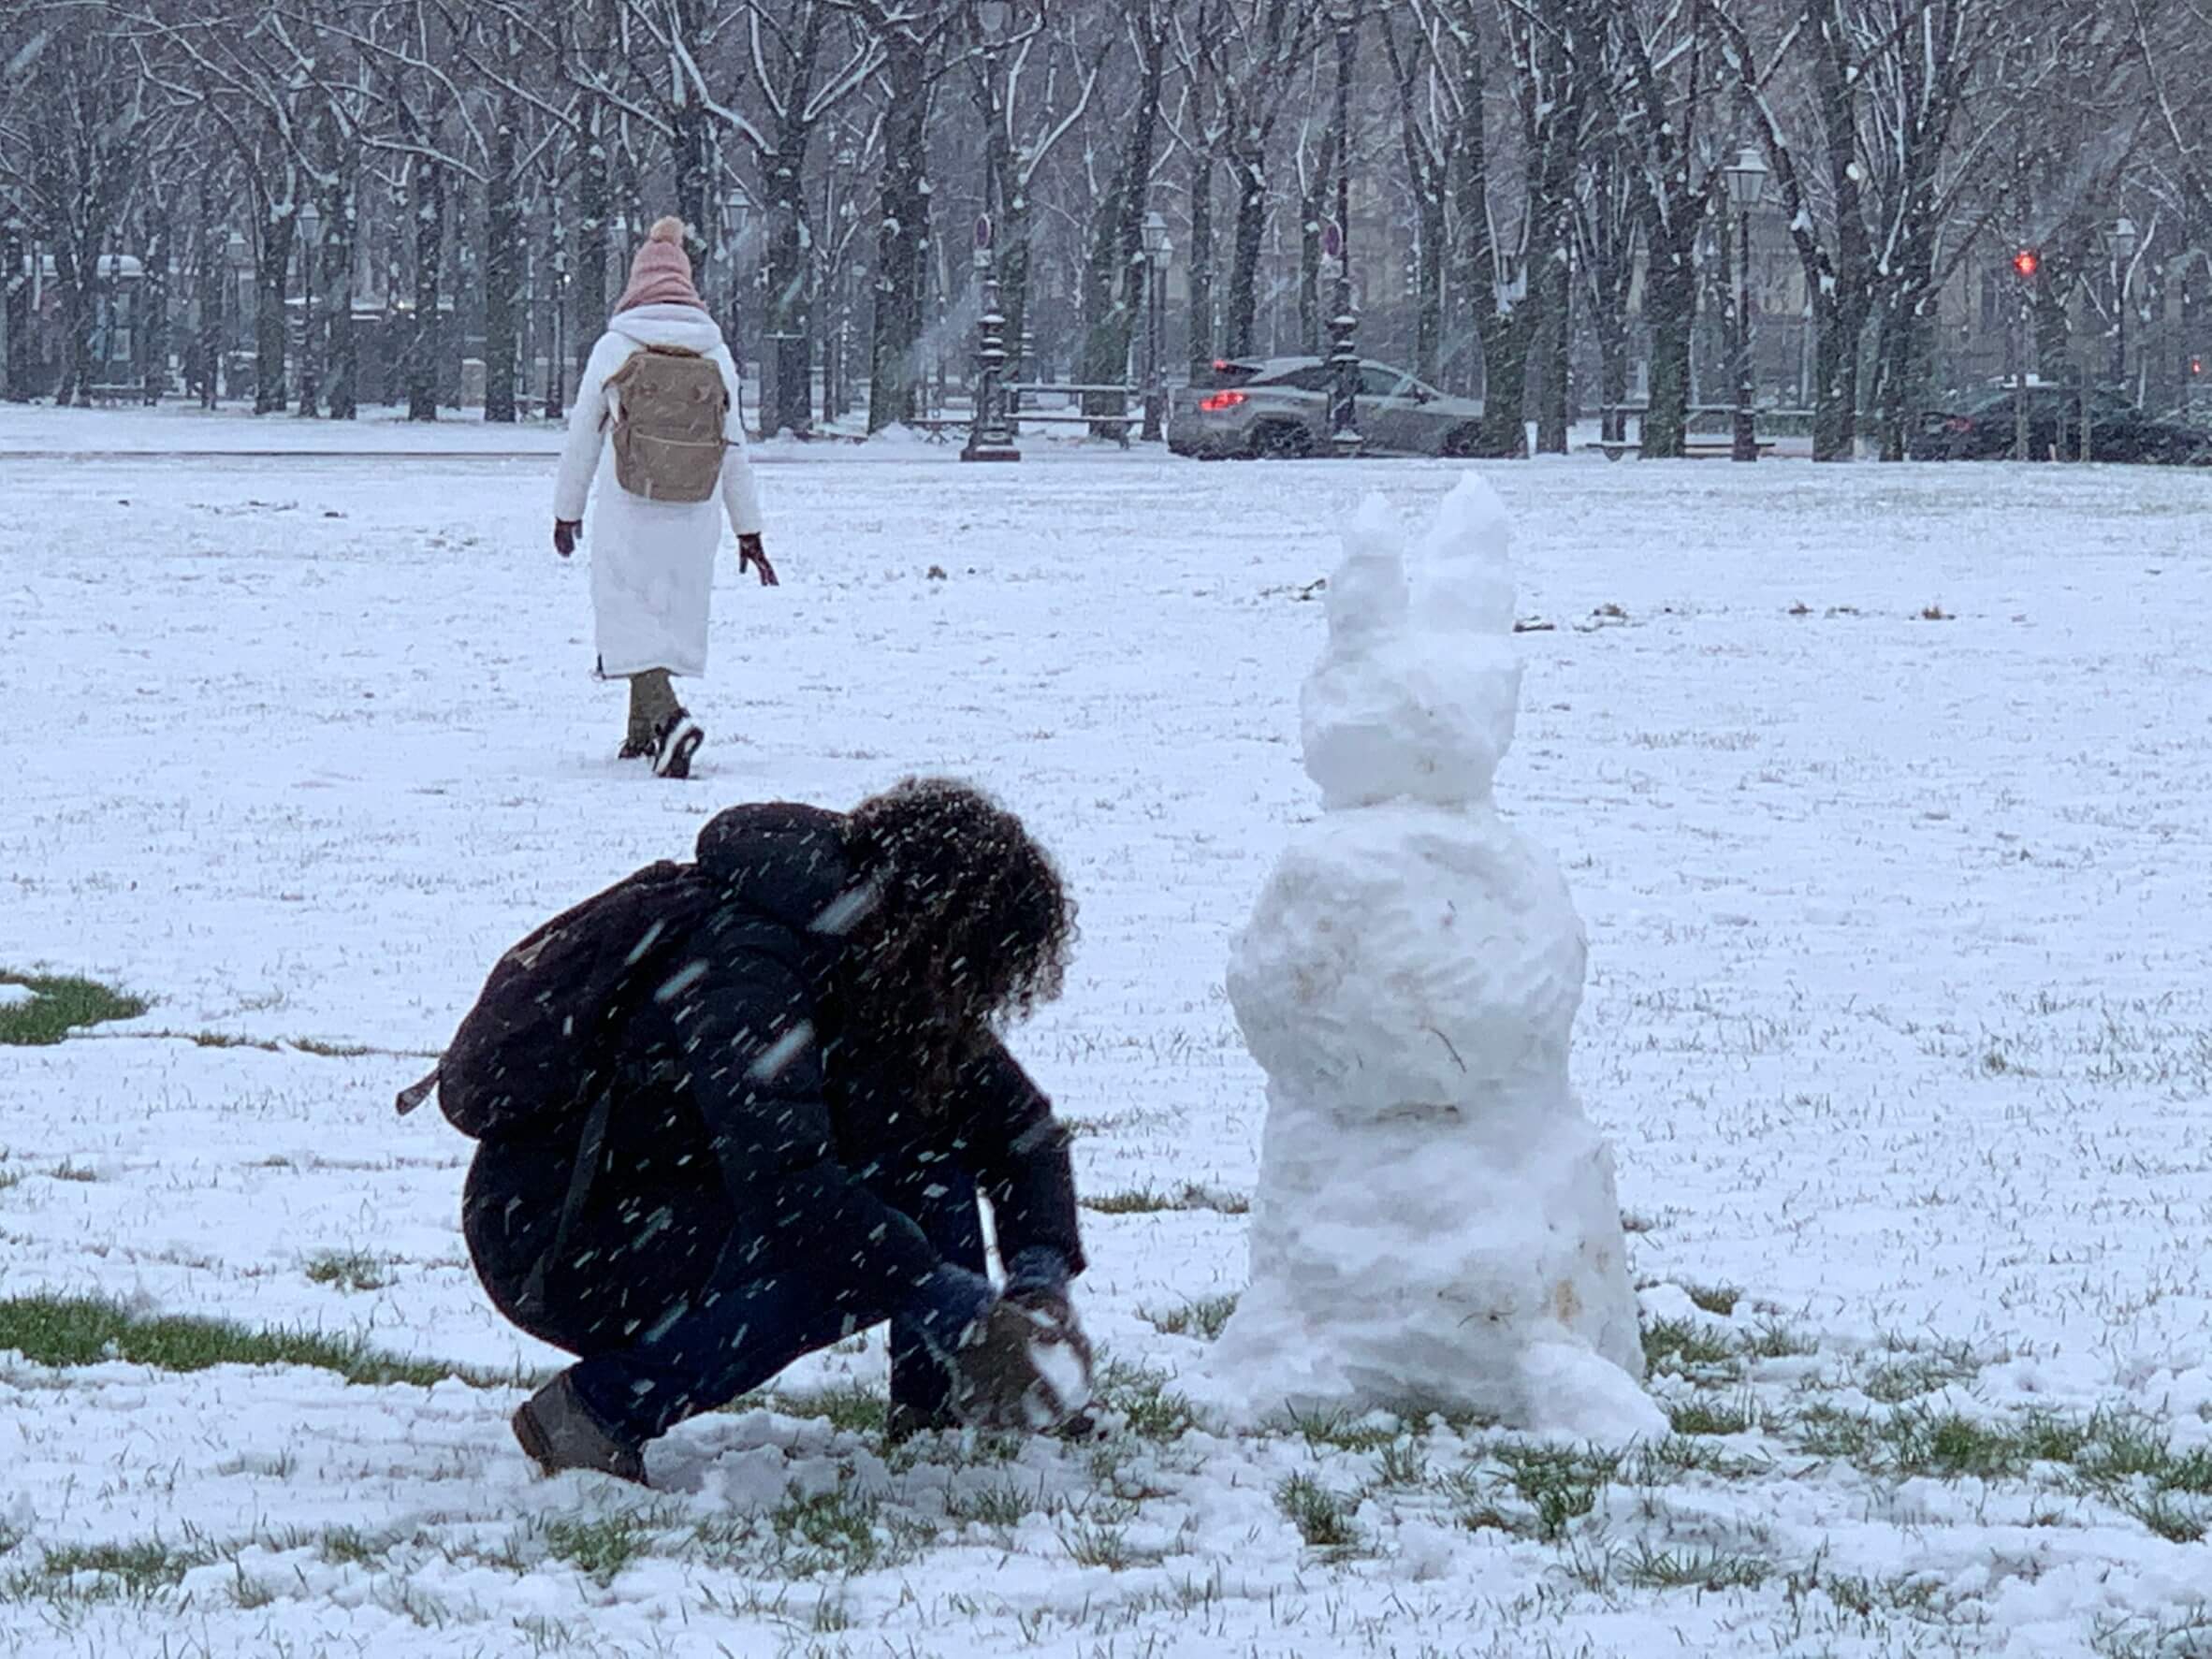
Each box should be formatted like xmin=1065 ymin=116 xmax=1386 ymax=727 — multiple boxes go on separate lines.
xmin=1440 ymin=425 xmax=1484 ymax=458
xmin=1253 ymin=423 xmax=1314 ymax=459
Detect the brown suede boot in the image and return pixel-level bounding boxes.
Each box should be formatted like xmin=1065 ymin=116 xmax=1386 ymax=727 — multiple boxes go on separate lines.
xmin=512 ymin=1374 xmax=649 ymax=1486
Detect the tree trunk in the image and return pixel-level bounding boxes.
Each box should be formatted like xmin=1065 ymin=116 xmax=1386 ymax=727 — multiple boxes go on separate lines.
xmin=4 ymin=221 xmax=30 ymax=400
xmin=1413 ymin=186 xmax=1443 ymax=385
xmin=1187 ymin=150 xmax=1216 ymax=376
xmin=486 ymin=101 xmax=521 ymax=424
xmin=1535 ymin=248 xmax=1569 ymax=453
xmin=1223 ymin=153 xmax=1266 ymax=357
xmin=575 ymin=101 xmax=609 ymax=386
xmin=766 ymin=138 xmax=813 ymax=437
xmin=254 ymin=210 xmax=294 ymax=415
xmin=409 ymin=160 xmax=443 ymax=423
xmin=323 ymin=167 xmax=359 ymax=420
xmin=142 ymin=207 xmax=172 ymax=403
xmin=1081 ymin=19 xmax=1168 ymax=429
xmin=1640 ymin=229 xmax=1696 ymax=457
xmin=866 ymin=38 xmax=931 ymax=433
xmin=1298 ymin=146 xmax=1332 ymax=357
xmin=1810 ymin=290 xmax=1866 ymax=461
xmin=192 ymin=182 xmax=222 ymax=408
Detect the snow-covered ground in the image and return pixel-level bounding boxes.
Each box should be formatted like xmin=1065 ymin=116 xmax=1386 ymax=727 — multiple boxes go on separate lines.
xmin=2 ymin=412 xmax=2209 ymax=1656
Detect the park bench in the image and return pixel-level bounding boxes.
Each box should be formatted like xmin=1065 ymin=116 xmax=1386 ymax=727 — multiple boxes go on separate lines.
xmin=1007 ymin=382 xmax=1140 ymax=449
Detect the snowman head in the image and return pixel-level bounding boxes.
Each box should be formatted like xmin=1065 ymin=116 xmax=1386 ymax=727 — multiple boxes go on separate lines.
xmin=1300 ymin=474 xmax=1522 ymax=811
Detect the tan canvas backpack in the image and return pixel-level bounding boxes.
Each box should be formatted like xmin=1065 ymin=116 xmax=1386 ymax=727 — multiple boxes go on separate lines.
xmin=604 ymin=344 xmax=730 ymax=502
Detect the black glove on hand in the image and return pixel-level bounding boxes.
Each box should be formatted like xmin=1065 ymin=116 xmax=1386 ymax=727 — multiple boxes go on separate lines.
xmin=553 ymin=519 xmax=581 ymax=558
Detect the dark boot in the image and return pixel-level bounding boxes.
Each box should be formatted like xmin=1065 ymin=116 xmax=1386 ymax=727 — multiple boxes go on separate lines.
xmin=512 ymin=1373 xmax=649 ymax=1486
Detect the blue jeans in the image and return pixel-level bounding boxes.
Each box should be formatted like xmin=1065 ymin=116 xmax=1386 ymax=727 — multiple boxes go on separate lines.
xmin=566 ymin=1161 xmax=986 ymax=1443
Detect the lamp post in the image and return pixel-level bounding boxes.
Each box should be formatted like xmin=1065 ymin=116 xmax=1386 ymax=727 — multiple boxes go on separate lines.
xmin=1141 ymin=210 xmax=1172 ymax=442
xmin=1327 ymin=0 xmax=1361 ymax=456
xmin=2103 ymin=215 xmax=2136 ymax=393
xmin=963 ymin=0 xmax=1020 ymax=461
xmin=1723 ymin=145 xmax=1768 ymax=461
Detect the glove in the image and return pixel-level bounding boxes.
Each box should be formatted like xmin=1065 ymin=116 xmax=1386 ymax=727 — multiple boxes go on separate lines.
xmin=553 ymin=519 xmax=581 ymax=558
xmin=1003 ymin=1246 xmax=1071 ymax=1299
xmin=738 ymin=532 xmax=779 ymax=587
xmin=952 ymin=1286 xmax=1094 ymax=1433
xmin=904 ymin=1263 xmax=996 ymax=1363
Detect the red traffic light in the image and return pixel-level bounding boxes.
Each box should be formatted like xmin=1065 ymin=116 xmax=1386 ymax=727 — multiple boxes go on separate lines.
xmin=2012 ymin=249 xmax=2041 ymax=279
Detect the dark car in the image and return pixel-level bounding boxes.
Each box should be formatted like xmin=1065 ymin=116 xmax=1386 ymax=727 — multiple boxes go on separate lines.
xmin=1911 ymin=386 xmax=2212 ymax=465
xmin=1167 ymin=357 xmax=1487 ymax=458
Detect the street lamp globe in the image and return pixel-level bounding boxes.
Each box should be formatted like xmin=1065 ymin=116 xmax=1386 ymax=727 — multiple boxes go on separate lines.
xmin=2103 ymin=216 xmax=2137 ymax=263
xmin=1142 ymin=210 xmax=1171 ymax=267
xmin=975 ymin=0 xmax=1012 ymax=41
xmin=1724 ymin=146 xmax=1769 ymax=214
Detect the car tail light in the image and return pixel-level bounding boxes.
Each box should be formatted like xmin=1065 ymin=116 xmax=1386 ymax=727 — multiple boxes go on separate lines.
xmin=1199 ymin=391 xmax=1248 ymax=413
xmin=1945 ymin=417 xmax=1973 ymax=433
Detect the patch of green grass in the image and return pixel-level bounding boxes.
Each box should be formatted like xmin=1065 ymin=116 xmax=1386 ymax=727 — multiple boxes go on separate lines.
xmin=1684 ymin=1283 xmax=1743 ymax=1317
xmin=1288 ymin=1408 xmax=1401 ymax=1453
xmin=771 ymin=1488 xmax=886 ymax=1574
xmin=1642 ymin=1317 xmax=1739 ymax=1372
xmin=1145 ymin=1292 xmax=1240 ymax=1341
xmin=541 ymin=1514 xmax=649 ymax=1585
xmin=944 ymin=1481 xmax=1041 ymax=1529
xmin=303 ymin=1250 xmax=394 ymax=1293
xmin=0 ymin=975 xmax=148 ymax=1047
xmin=4 ymin=1536 xmax=219 ymax=1605
xmin=1275 ymin=1474 xmax=1360 ymax=1550
xmin=1094 ymin=1361 xmax=1198 ymax=1441
xmin=1668 ymin=1396 xmax=1757 ymax=1436
xmin=1616 ymin=1541 xmax=1770 ymax=1592
xmin=318 ymin=1527 xmax=386 ymax=1567
xmin=1494 ymin=1443 xmax=1621 ymax=1541
xmin=1081 ymin=1182 xmax=1250 ymax=1216
xmin=0 ymin=1293 xmax=502 ymax=1390
xmin=1739 ymin=1318 xmax=1819 ymax=1360
xmin=0 ymin=1167 xmax=20 ymax=1194
xmin=289 ymin=1038 xmax=377 ymax=1058
xmin=1375 ymin=1440 xmax=1428 ymax=1487
xmin=1060 ymin=1521 xmax=1136 ymax=1569
xmin=183 ymin=1031 xmax=281 ymax=1052
xmin=2121 ymin=1491 xmax=2207 ymax=1545
xmin=764 ymin=1381 xmax=888 ymax=1439
xmin=47 ymin=1160 xmax=99 ymax=1184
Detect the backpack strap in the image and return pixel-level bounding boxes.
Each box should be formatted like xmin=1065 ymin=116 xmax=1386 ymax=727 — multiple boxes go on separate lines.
xmin=395 ymin=1064 xmax=440 ymax=1116
xmin=513 ymin=1084 xmax=618 ymax=1319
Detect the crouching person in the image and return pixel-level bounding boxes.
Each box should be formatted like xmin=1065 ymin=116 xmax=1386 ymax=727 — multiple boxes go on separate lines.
xmin=415 ymin=779 xmax=1091 ymax=1485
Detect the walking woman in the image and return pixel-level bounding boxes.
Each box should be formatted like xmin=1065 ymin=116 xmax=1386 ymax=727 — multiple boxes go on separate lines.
xmin=553 ymin=216 xmax=777 ymax=779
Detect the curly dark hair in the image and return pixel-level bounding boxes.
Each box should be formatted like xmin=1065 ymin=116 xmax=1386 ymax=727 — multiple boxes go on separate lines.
xmin=841 ymin=779 xmax=1076 ymax=1091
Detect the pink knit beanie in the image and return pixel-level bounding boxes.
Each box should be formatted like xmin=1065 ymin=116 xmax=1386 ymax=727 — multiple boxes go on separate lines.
xmin=614 ymin=216 xmax=706 ymax=313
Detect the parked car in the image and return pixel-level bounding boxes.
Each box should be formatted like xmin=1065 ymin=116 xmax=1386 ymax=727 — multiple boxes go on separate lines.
xmin=1910 ymin=386 xmax=2212 ymax=465
xmin=1168 ymin=357 xmax=1487 ymax=458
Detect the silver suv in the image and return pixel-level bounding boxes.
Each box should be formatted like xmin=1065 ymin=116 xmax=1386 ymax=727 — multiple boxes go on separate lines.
xmin=1167 ymin=357 xmax=1488 ymax=458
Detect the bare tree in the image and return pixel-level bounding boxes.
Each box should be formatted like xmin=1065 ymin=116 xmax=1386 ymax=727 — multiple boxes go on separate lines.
xmin=2 ymin=6 xmax=159 ymax=405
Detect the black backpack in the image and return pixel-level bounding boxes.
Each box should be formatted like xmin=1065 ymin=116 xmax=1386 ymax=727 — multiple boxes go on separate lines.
xmin=398 ymin=860 xmax=723 ymax=1136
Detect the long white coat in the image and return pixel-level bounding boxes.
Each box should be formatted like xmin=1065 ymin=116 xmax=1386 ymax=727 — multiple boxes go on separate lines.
xmin=554 ymin=303 xmax=765 ymax=679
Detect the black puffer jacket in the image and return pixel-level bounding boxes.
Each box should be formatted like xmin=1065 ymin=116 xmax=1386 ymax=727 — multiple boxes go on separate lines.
xmin=464 ymin=802 xmax=1084 ymax=1336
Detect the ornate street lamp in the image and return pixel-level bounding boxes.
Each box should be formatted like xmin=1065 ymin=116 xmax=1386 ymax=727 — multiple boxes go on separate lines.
xmin=2103 ymin=215 xmax=2137 ymax=393
xmin=1723 ymin=145 xmax=1769 ymax=462
xmin=963 ymin=0 xmax=1021 ymax=461
xmin=1326 ymin=0 xmax=1361 ymax=456
xmin=1141 ymin=210 xmax=1172 ymax=442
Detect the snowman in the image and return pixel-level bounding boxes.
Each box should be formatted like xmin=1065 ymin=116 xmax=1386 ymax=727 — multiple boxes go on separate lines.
xmin=1205 ymin=474 xmax=1662 ymax=1443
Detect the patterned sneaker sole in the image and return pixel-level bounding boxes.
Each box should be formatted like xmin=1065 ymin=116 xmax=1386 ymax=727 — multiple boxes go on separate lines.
xmin=655 ymin=721 xmax=705 ymax=780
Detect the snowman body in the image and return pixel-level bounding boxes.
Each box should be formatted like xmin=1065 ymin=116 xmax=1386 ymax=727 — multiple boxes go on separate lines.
xmin=1208 ymin=479 xmax=1658 ymax=1440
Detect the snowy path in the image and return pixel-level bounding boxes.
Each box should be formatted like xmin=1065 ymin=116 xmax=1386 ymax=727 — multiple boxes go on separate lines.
xmin=2 ymin=430 xmax=2209 ymax=1655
